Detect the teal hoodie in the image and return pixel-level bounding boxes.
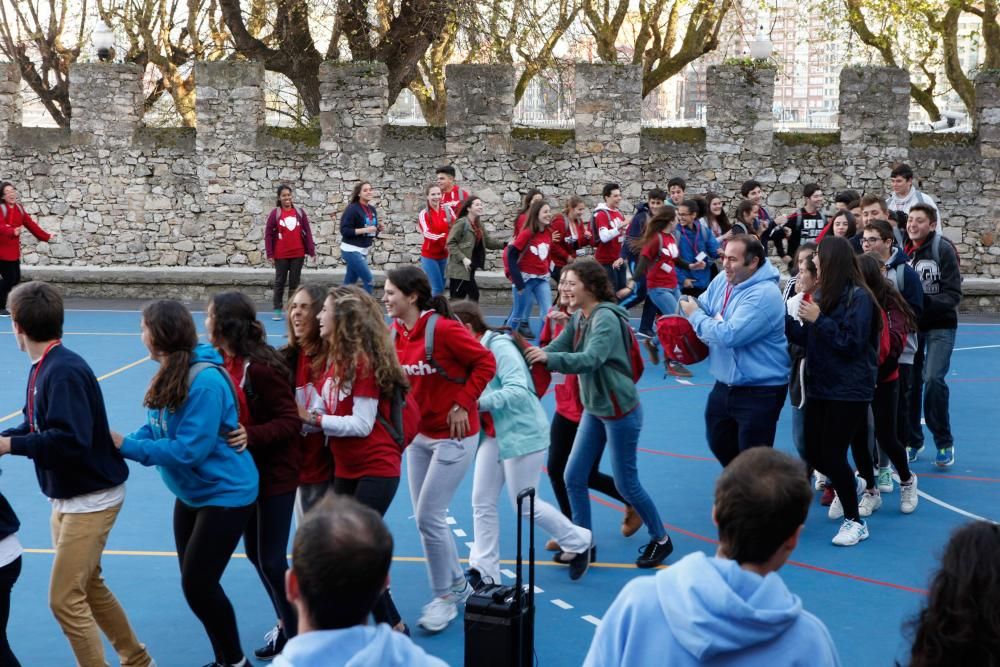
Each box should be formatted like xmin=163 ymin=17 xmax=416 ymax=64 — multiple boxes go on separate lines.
xmin=478 ymin=331 xmax=549 ymax=460
xmin=543 ymin=302 xmax=639 ymax=418
xmin=687 ymin=261 xmax=791 ymax=387
xmin=274 ymin=624 xmax=447 ymax=667
xmin=584 ymin=552 xmax=840 ymax=667
xmin=120 ymin=344 xmax=259 ymax=508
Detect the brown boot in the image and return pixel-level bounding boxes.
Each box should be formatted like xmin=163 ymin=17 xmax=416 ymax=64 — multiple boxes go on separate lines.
xmin=644 ymin=338 xmax=660 ymax=366
xmin=621 ymin=505 xmax=643 ymax=537
xmin=545 ymin=538 xmax=560 ymax=551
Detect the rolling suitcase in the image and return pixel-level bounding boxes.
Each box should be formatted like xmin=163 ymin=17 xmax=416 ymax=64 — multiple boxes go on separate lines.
xmin=463 ymin=487 xmax=536 ymax=667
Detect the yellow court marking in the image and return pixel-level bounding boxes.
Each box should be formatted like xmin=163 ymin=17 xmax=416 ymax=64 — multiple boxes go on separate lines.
xmin=23 ymin=548 xmax=660 ymax=570
xmin=0 ymin=355 xmax=151 ymax=425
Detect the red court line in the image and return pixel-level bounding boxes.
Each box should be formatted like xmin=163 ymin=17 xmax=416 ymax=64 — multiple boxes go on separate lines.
xmin=638 ymin=383 xmax=714 ymax=393
xmin=589 ymin=496 xmax=928 ymax=595
xmin=637 ymin=447 xmax=716 ymax=462
xmin=917 ymin=472 xmax=1000 ymax=483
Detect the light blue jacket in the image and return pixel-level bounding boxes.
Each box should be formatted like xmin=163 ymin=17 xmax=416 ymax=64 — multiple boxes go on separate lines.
xmin=274 ymin=624 xmax=448 ymax=667
xmin=478 ymin=331 xmax=549 ymax=460
xmin=584 ymin=552 xmax=840 ymax=667
xmin=687 ymin=261 xmax=791 ymax=386
xmin=120 ymin=344 xmax=259 ymax=508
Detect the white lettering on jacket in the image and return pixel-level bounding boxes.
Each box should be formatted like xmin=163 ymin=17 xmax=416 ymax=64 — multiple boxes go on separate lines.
xmin=401 ymin=360 xmax=437 ymax=376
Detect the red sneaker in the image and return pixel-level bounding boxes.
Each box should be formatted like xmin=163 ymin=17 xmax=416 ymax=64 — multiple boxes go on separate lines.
xmin=820 ymin=485 xmax=835 ymax=506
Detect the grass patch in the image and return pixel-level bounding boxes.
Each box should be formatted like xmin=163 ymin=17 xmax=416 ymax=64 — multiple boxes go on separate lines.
xmin=641 ymin=126 xmax=706 ymax=144
xmin=262 ymin=122 xmax=321 ymax=147
xmin=776 ymin=131 xmax=840 ymax=147
xmin=910 ymin=132 xmax=976 ymax=149
xmin=382 ymin=124 xmax=446 ymax=141
xmin=511 ymin=127 xmax=574 ymax=146
xmin=722 ymin=57 xmax=778 ymax=70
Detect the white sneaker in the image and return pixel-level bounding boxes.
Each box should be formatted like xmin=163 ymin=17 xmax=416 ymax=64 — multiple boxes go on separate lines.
xmin=832 ymin=518 xmax=869 ymax=546
xmin=813 ymin=471 xmax=828 ymax=491
xmin=418 ymin=596 xmax=458 ymax=633
xmin=448 ymin=578 xmax=473 ymax=604
xmin=828 ymin=494 xmax=844 ymax=520
xmin=900 ymin=474 xmax=919 ymax=514
xmin=877 ymin=467 xmax=894 ymax=494
xmin=858 ymin=489 xmax=883 ymax=517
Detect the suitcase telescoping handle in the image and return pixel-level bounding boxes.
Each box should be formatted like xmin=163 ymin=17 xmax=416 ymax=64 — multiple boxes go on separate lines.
xmin=515 ymin=487 xmax=535 ymax=613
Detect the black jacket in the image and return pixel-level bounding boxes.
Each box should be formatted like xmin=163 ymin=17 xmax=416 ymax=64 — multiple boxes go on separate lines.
xmin=340 ymin=201 xmax=378 ymax=249
xmin=905 ymin=231 xmax=962 ymax=331
xmin=0 ymin=493 xmax=18 ymax=541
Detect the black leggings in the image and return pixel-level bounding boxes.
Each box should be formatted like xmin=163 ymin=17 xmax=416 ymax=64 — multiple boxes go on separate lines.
xmin=547 ymin=412 xmax=625 ymax=518
xmin=0 ymin=556 xmax=21 ymax=667
xmin=849 ymin=410 xmax=876 ymax=491
xmin=870 ymin=380 xmax=913 ymax=482
xmin=0 ymin=261 xmax=19 ymax=310
xmin=449 ymin=275 xmax=480 ymax=302
xmin=174 ymin=500 xmax=253 ymax=664
xmin=273 ymin=257 xmax=305 ymax=309
xmin=244 ymin=492 xmax=297 ymax=637
xmin=333 ymin=476 xmax=402 ymax=627
xmin=805 ymin=399 xmax=868 ymax=522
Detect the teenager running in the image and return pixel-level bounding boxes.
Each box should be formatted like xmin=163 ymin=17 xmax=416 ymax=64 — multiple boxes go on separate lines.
xmin=786 ymin=237 xmax=880 ymax=547
xmin=540 ymin=274 xmax=640 ymax=552
xmin=280 ymin=284 xmax=333 ymax=522
xmin=526 ymin=258 xmax=673 ymax=569
xmin=452 ymin=301 xmax=593 ymax=584
xmin=207 ymin=291 xmax=302 ymax=660
xmin=593 ymin=183 xmax=629 ymax=291
xmin=340 ymin=181 xmax=382 ymax=294
xmin=550 ymin=195 xmax=593 ymax=282
xmin=505 ymin=189 xmax=545 ymax=338
xmin=446 ymin=196 xmax=505 ymax=301
xmin=265 ymin=185 xmax=317 ymax=321
xmin=383 ymin=266 xmax=496 ymax=633
xmin=417 ymin=184 xmax=454 ymax=297
xmin=0 ymin=281 xmax=153 ymax=667
xmin=0 ymin=182 xmax=53 ymax=317
xmin=508 ymin=199 xmax=568 ymax=338
xmin=115 ymin=299 xmax=258 ymax=666
xmin=0 ymin=489 xmax=19 ymax=667
xmin=675 ymin=198 xmax=720 ymax=299
xmin=618 ymin=189 xmax=667 ymax=346
xmin=315 ymin=286 xmax=408 ymax=634
xmin=436 ymin=165 xmax=470 ymax=218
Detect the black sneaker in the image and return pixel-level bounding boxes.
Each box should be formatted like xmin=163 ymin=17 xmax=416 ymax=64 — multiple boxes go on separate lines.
xmin=636 ymin=536 xmax=673 ymax=569
xmin=466 ymin=567 xmax=486 ymax=592
xmin=0 ymin=309 xmax=9 ymax=317
xmin=253 ymin=625 xmax=286 ymax=660
xmin=517 ymin=322 xmax=534 ymax=339
xmin=552 ymin=545 xmax=597 ymax=564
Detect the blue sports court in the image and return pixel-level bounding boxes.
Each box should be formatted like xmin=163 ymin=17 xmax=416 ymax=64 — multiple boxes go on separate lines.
xmin=0 ymin=304 xmax=997 ymax=666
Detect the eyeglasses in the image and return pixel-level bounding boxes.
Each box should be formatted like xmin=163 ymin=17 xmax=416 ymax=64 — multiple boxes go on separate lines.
xmin=861 ymin=237 xmax=883 ymax=245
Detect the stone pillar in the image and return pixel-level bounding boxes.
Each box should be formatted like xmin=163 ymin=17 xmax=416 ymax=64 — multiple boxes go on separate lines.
xmin=69 ymin=63 xmax=143 ymax=146
xmin=0 ymin=64 xmax=21 ymax=144
xmin=705 ymin=65 xmax=774 ymax=159
xmin=975 ymin=70 xmax=1000 ymax=159
xmin=446 ymin=64 xmax=514 ymax=155
xmin=574 ymin=64 xmax=642 ymax=155
xmin=195 ymin=61 xmax=264 ymax=153
xmin=319 ymin=61 xmax=388 ymax=152
xmin=839 ymin=66 xmax=910 ymax=160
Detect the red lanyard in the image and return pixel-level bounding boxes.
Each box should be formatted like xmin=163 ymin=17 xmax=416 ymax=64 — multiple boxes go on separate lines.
xmin=27 ymin=340 xmax=61 ymax=432
xmin=680 ymin=224 xmax=700 ymax=253
xmin=721 ymin=285 xmax=735 ymax=316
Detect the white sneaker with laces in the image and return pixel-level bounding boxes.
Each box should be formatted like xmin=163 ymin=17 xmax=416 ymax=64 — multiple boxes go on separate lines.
xmin=828 ymin=494 xmax=844 ymax=520
xmin=418 ymin=596 xmax=458 ymax=633
xmin=813 ymin=471 xmax=827 ymax=491
xmin=448 ymin=578 xmax=472 ymax=604
xmin=832 ymin=518 xmax=869 ymax=546
xmin=877 ymin=467 xmax=894 ymax=493
xmin=858 ymin=489 xmax=883 ymax=517
xmin=900 ymin=474 xmax=919 ymax=514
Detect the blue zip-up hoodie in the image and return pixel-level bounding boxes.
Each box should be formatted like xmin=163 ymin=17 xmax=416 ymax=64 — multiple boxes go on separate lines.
xmin=687 ymin=262 xmax=790 ymax=387
xmin=885 ymin=246 xmax=924 ymax=319
xmin=786 ymin=284 xmax=879 ymax=402
xmin=674 ymin=220 xmax=720 ymax=289
xmin=274 ymin=624 xmax=447 ymax=667
xmin=584 ymin=552 xmax=840 ymax=667
xmin=120 ymin=344 xmax=259 ymax=508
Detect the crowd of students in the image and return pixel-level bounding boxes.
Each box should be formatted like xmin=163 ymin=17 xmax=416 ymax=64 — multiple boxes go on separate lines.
xmin=0 ymin=159 xmax=986 ymax=666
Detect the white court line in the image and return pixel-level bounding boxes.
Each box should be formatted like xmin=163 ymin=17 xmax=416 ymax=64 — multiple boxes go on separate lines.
xmin=893 ymin=474 xmax=998 ymax=524
xmin=446 ymin=516 xmax=456 ymax=525
xmin=550 ymin=599 xmax=573 ymax=610
xmin=953 ymin=344 xmax=1000 ymax=351
xmin=465 ymin=542 xmax=475 ymax=550
xmin=533 ymin=585 xmax=544 ymax=593
xmin=501 ymin=569 xmax=516 ymax=579
xmin=581 ymin=615 xmax=601 ymax=626
xmin=674 ymin=378 xmax=693 ymax=386
xmin=452 ymin=528 xmax=466 ymax=538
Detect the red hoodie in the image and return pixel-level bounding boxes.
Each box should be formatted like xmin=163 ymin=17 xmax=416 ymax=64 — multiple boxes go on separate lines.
xmin=0 ymin=204 xmax=51 ymax=261
xmin=550 ymin=214 xmax=592 ymax=267
xmin=392 ymin=311 xmax=496 ymax=439
xmin=594 ymin=206 xmax=625 ymax=264
xmin=540 ymin=307 xmax=584 ymax=423
xmin=418 ymin=206 xmax=454 ymax=260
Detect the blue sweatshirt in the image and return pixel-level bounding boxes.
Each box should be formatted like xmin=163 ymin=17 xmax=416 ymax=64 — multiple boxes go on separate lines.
xmin=274 ymin=624 xmax=448 ymax=667
xmin=885 ymin=247 xmax=924 ymax=320
xmin=4 ymin=345 xmax=129 ymax=499
xmin=584 ymin=552 xmax=840 ymax=667
xmin=478 ymin=331 xmax=549 ymax=460
xmin=675 ymin=220 xmax=720 ymax=289
xmin=340 ymin=201 xmax=379 ymax=249
xmin=687 ymin=262 xmax=791 ymax=387
xmin=120 ymin=344 xmax=258 ymax=508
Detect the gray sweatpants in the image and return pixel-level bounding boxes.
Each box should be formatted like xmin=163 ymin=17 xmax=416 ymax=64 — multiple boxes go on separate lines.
xmin=407 ymin=432 xmax=478 ymax=597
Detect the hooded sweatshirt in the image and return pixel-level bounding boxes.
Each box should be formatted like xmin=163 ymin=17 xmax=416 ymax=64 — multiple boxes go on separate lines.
xmin=478 ymin=331 xmax=549 ymax=460
xmin=904 ymin=231 xmax=962 ymax=331
xmin=687 ymin=262 xmax=791 ymax=387
xmin=120 ymin=344 xmax=259 ymax=508
xmin=583 ymin=552 xmax=840 ymax=667
xmin=274 ymin=623 xmax=448 ymax=667
xmin=593 ymin=203 xmax=626 ymax=264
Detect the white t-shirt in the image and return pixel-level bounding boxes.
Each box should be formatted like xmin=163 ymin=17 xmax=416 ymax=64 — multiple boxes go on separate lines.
xmin=0 ymin=534 xmax=21 ymax=569
xmin=50 ymin=483 xmax=126 ymax=514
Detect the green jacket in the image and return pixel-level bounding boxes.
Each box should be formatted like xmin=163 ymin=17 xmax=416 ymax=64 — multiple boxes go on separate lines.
xmin=446 ymin=218 xmax=505 ymax=280
xmin=478 ymin=331 xmax=549 ymax=460
xmin=543 ymin=302 xmax=639 ymax=418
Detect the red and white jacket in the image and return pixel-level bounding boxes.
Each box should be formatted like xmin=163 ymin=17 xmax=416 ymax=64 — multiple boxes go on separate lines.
xmin=593 ymin=204 xmax=626 ymax=264
xmin=550 ymin=214 xmax=593 ymax=267
xmin=441 ymin=186 xmax=470 ymax=219
xmin=418 ymin=206 xmax=455 ymax=260
xmin=0 ymin=203 xmax=51 ymax=261
xmin=640 ymin=232 xmax=681 ymax=290
xmin=540 ymin=307 xmax=583 ymax=423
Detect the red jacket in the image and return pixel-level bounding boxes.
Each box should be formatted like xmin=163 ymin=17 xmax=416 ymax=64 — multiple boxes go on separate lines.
xmin=549 ymin=214 xmax=592 ymax=267
xmin=441 ymin=186 xmax=470 ymax=219
xmin=0 ymin=204 xmax=50 ymax=261
xmin=593 ymin=206 xmax=625 ymax=264
xmin=264 ymin=206 xmax=316 ymax=259
xmin=392 ymin=311 xmax=496 ymax=439
xmin=418 ymin=206 xmax=454 ymax=260
xmin=540 ymin=307 xmax=584 ymax=422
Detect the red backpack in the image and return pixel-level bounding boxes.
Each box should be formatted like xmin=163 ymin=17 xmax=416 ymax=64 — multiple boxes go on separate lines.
xmin=608 ymin=312 xmax=645 ymax=383
xmin=509 ymin=330 xmax=553 ymax=397
xmin=656 ymin=315 xmax=709 ymax=365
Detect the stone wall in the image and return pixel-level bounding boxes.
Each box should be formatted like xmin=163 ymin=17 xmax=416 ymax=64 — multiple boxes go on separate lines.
xmin=2 ymin=60 xmax=1000 ymax=305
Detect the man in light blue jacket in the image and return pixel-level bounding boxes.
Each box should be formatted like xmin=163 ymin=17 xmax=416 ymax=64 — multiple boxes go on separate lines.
xmin=275 ymin=495 xmax=447 ymax=667
xmin=680 ymin=234 xmax=790 ymax=466
xmin=584 ymin=448 xmax=840 ymax=667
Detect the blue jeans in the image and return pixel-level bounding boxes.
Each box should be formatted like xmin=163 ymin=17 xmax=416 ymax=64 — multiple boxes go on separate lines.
xmin=509 ymin=277 xmax=551 ymax=335
xmin=342 ymin=250 xmax=374 ymax=294
xmin=791 ymin=404 xmax=806 ymax=461
xmin=910 ymin=328 xmax=956 ymax=448
xmin=565 ymin=405 xmax=665 ymax=541
xmin=647 ymin=287 xmax=680 ymax=318
xmin=419 ymin=256 xmax=448 ymax=297
xmin=705 ymin=382 xmax=787 ymax=466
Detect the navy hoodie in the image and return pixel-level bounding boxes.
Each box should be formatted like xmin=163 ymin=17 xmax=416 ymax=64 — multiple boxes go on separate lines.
xmin=885 ymin=247 xmax=924 ymax=320
xmin=3 ymin=345 xmax=129 ymax=499
xmin=0 ymin=493 xmax=18 ymax=541
xmin=620 ymin=202 xmax=650 ymax=263
xmin=905 ymin=231 xmax=962 ymax=331
xmin=340 ymin=201 xmax=379 ymax=249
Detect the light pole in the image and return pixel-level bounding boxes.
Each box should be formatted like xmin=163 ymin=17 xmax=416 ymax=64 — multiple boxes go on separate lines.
xmin=748 ymin=25 xmax=773 ymax=61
